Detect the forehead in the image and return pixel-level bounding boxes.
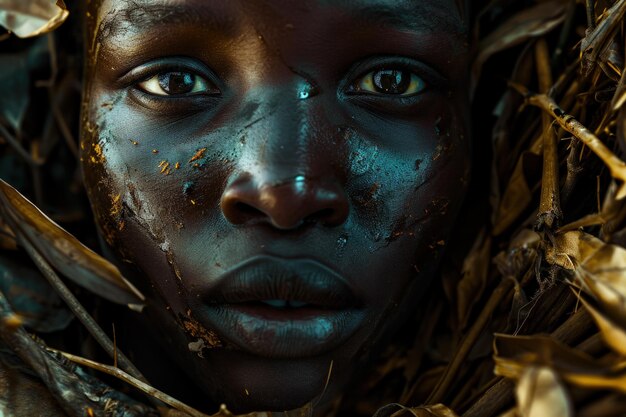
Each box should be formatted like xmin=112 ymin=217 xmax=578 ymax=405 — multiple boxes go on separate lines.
xmin=94 ymin=0 xmax=467 ymax=38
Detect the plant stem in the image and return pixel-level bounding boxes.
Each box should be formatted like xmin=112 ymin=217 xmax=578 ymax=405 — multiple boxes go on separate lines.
xmin=535 ymin=39 xmax=562 ymax=230
xmin=512 ymin=83 xmax=626 ymax=199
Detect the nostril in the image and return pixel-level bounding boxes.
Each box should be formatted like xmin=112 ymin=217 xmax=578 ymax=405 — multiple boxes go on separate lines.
xmin=304 ymin=208 xmax=334 ymax=225
xmin=228 ymin=202 xmax=267 ymax=225
xmin=221 ymin=174 xmax=349 ymax=229
xmin=235 ymin=202 xmax=263 ymax=216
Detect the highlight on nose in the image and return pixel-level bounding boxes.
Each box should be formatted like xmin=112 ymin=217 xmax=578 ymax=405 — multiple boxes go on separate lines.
xmin=220 ymin=174 xmax=349 ymax=230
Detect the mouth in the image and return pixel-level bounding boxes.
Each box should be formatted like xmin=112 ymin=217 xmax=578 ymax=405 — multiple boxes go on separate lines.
xmin=196 ymin=256 xmax=365 ymax=358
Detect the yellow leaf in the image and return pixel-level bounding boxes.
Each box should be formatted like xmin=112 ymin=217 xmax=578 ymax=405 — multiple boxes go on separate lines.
xmin=578 ymin=295 xmax=626 ymax=357
xmin=546 ymin=231 xmax=626 ymax=326
xmin=0 ymin=179 xmax=145 ymax=307
xmin=494 ymin=334 xmax=626 ymax=395
xmin=374 ymin=403 xmax=459 ymax=417
xmin=0 ymin=0 xmax=68 ymax=38
xmin=515 ymin=367 xmax=572 ymax=417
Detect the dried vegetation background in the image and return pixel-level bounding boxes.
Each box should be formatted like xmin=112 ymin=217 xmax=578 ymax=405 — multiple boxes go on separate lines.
xmin=1 ymin=0 xmax=626 ymax=416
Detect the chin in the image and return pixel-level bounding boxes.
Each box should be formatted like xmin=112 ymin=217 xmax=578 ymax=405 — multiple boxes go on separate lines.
xmin=198 ymin=351 xmax=339 ymax=413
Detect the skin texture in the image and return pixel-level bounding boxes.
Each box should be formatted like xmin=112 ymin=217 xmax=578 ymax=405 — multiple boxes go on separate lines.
xmin=80 ymin=0 xmax=471 ymax=413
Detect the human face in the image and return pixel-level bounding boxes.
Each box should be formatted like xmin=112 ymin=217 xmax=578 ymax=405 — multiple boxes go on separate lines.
xmin=81 ymin=0 xmax=470 ymax=412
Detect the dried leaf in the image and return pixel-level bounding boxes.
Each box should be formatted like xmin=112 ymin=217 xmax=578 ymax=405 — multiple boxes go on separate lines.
xmin=0 ymin=290 xmax=155 ymax=416
xmin=494 ymin=334 xmax=600 ymax=380
xmin=493 ymin=152 xmax=542 ymax=235
xmin=545 ymin=231 xmax=626 ymax=327
xmin=577 ymin=295 xmax=626 ymax=357
xmin=514 ymin=86 xmax=626 ymax=200
xmin=581 ymin=0 xmax=626 ymax=77
xmin=373 ymin=403 xmax=459 ymax=417
xmin=0 ymin=0 xmax=68 ymax=38
xmin=0 ymin=216 xmax=16 ymax=250
xmin=494 ymin=334 xmax=626 ymax=395
xmin=0 ymin=179 xmax=144 ymax=306
xmin=471 ymin=0 xmax=567 ymax=94
xmin=58 ymin=351 xmax=210 ymax=417
xmin=515 ymin=366 xmax=572 ymax=417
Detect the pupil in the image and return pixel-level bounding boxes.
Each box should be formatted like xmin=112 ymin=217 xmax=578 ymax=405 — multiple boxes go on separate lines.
xmin=373 ymin=70 xmax=410 ymax=94
xmin=158 ymin=72 xmax=194 ymax=94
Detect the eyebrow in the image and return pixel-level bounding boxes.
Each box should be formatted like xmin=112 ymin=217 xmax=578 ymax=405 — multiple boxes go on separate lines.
xmin=96 ymin=0 xmax=467 ymax=44
xmin=96 ymin=1 xmax=239 ymax=42
xmin=350 ymin=3 xmax=467 ymax=36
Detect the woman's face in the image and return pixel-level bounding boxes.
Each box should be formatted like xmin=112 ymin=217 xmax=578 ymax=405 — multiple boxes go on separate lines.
xmin=81 ymin=0 xmax=470 ymax=412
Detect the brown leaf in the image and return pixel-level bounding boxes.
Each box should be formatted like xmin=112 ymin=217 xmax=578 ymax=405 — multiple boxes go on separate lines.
xmin=494 ymin=334 xmax=626 ymax=394
xmin=0 ymin=0 xmax=68 ymax=38
xmin=493 ymin=152 xmax=542 ymax=235
xmin=514 ymin=366 xmax=572 ymax=417
xmin=373 ymin=403 xmax=459 ymax=417
xmin=581 ymin=0 xmax=626 ymax=77
xmin=0 ymin=179 xmax=145 ymax=307
xmin=0 ymin=215 xmax=16 ymax=250
xmin=545 ymin=231 xmax=626 ymax=328
xmin=494 ymin=334 xmax=601 ymax=381
xmin=577 ymin=295 xmax=626 ymax=357
xmin=471 ymin=0 xmax=568 ymax=95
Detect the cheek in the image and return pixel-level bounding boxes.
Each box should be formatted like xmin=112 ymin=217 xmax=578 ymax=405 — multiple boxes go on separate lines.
xmin=333 ymin=107 xmax=470 ymax=308
xmin=81 ymin=97 xmax=231 ymax=245
xmin=348 ymin=102 xmax=470 ymax=241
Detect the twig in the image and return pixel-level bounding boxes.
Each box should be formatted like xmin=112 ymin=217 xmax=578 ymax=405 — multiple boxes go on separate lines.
xmin=427 ymin=279 xmax=514 ymax=404
xmin=581 ymin=0 xmax=626 ymax=76
xmin=556 ymin=212 xmax=605 ymax=233
xmin=511 ymin=83 xmax=626 ymax=199
xmin=112 ymin=323 xmax=118 ymax=369
xmin=0 ymin=123 xmax=44 ymax=167
xmin=586 ymin=0 xmax=596 ymax=29
xmin=561 ymin=134 xmax=585 ymax=204
xmin=56 ymin=350 xmax=208 ymax=417
xmin=535 ymin=39 xmax=562 ymax=230
xmin=6 ymin=226 xmax=146 ymax=383
xmin=463 ymin=297 xmax=594 ymax=417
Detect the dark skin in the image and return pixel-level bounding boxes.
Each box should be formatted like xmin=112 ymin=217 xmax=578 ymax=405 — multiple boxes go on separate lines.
xmin=81 ymin=0 xmax=470 ymax=413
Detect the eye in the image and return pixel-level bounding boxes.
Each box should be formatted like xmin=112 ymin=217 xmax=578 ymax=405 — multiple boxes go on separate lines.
xmin=137 ymin=71 xmax=217 ymax=96
xmin=351 ymin=69 xmax=425 ymax=96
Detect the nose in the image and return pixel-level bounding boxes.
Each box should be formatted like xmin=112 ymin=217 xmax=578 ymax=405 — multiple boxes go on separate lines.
xmin=221 ymin=174 xmax=349 ymax=230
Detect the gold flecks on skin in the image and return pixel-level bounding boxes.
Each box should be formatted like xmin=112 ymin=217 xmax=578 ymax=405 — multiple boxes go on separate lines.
xmin=110 ymin=193 xmax=122 ymax=217
xmin=182 ymin=317 xmax=223 ymax=349
xmin=159 ymin=160 xmax=171 ymax=175
xmin=90 ymin=142 xmax=106 ymax=164
xmin=189 ymin=147 xmax=207 ymax=163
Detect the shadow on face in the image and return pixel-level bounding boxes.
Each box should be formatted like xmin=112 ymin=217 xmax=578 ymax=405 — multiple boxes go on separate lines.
xmin=80 ymin=0 xmax=471 ymax=413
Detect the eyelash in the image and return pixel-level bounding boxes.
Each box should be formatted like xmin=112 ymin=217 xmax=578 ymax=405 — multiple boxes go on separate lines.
xmin=137 ymin=72 xmax=214 ymax=96
xmin=123 ymin=56 xmax=444 ymax=106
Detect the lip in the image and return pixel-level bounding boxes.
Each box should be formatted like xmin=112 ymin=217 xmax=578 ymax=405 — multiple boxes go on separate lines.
xmin=196 ymin=256 xmax=365 ymax=358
